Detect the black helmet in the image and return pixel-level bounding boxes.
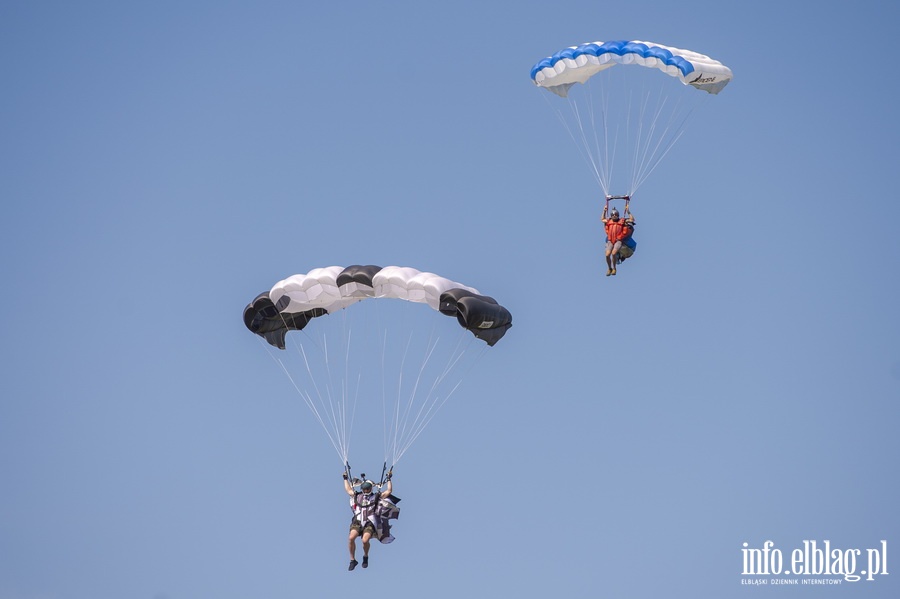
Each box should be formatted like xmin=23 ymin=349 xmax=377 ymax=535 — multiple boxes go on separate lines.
xmin=360 ymin=480 xmax=373 ymax=492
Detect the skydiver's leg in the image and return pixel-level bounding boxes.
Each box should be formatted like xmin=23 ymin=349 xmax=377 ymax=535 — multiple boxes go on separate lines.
xmin=348 ymin=527 xmax=360 ymax=560
xmin=360 ymin=529 xmax=373 ymax=568
xmin=611 ymin=241 xmax=622 ymax=274
xmin=362 ymin=530 xmax=372 ymax=556
xmin=605 ymin=241 xmax=614 ymax=274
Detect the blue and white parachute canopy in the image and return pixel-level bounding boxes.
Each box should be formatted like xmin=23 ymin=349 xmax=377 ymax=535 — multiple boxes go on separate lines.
xmin=530 ymin=39 xmax=733 ymax=97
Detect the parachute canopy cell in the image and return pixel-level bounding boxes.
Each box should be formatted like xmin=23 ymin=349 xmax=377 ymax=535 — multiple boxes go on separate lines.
xmin=244 ymin=265 xmax=513 ymax=349
xmin=530 ymin=39 xmax=733 ymax=97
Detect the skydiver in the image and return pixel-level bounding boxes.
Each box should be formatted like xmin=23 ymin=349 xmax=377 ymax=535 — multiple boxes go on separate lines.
xmin=344 ymin=471 xmax=396 ymax=570
xmin=601 ymin=202 xmax=635 ymax=276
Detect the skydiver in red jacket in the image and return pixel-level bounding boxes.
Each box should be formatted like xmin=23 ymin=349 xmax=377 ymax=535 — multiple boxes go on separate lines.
xmin=602 ymin=203 xmax=635 ymax=276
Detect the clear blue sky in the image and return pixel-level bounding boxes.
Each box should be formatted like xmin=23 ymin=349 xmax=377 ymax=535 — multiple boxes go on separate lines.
xmin=2 ymin=1 xmax=899 ymax=598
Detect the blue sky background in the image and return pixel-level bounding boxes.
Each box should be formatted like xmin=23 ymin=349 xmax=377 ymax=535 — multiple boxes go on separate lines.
xmin=2 ymin=1 xmax=899 ymax=598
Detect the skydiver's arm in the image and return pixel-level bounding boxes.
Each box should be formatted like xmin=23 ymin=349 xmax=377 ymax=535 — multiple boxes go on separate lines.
xmin=344 ymin=477 xmax=354 ymax=496
xmin=381 ymin=479 xmax=393 ymax=497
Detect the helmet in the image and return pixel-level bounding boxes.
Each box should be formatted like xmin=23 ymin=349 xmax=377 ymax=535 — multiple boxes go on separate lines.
xmin=610 ymin=209 xmax=620 ymax=220
xmin=360 ymin=480 xmax=374 ymax=492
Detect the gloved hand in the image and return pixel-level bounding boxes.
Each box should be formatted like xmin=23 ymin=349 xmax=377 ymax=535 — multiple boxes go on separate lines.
xmin=385 ymin=471 xmax=392 ymax=481
xmin=343 ymin=473 xmax=348 ymax=480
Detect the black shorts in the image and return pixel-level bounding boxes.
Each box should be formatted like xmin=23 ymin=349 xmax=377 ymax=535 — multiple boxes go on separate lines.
xmin=350 ymin=518 xmax=376 ymax=535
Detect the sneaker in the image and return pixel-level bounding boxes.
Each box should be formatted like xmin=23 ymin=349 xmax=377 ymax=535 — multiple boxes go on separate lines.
xmin=362 ymin=556 xmax=369 ymax=568
xmin=610 ymin=268 xmax=617 ymax=276
xmin=606 ymin=268 xmax=612 ymax=276
xmin=348 ymin=560 xmax=358 ymax=571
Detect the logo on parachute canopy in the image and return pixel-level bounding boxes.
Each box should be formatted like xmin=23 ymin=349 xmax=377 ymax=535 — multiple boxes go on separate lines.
xmin=689 ymin=73 xmax=717 ymax=84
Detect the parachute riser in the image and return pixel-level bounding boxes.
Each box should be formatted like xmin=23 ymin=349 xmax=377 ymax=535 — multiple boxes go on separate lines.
xmin=345 ymin=461 xmax=393 ymax=490
xmin=604 ymin=195 xmax=632 ymax=215
xmin=378 ymin=462 xmax=394 ymax=487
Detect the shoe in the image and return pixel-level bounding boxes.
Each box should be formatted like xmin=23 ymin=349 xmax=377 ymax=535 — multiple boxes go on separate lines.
xmin=611 ymin=268 xmax=617 ymax=275
xmin=348 ymin=560 xmax=358 ymax=571
xmin=606 ymin=268 xmax=612 ymax=276
xmin=362 ymin=556 xmax=369 ymax=568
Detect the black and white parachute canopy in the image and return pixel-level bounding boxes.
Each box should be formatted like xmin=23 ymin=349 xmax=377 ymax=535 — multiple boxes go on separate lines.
xmin=244 ymin=265 xmax=512 ymax=349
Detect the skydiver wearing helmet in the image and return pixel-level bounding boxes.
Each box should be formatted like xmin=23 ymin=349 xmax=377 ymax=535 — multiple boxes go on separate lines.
xmin=601 ymin=199 xmax=636 ymax=276
xmin=343 ymin=471 xmax=398 ymax=570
